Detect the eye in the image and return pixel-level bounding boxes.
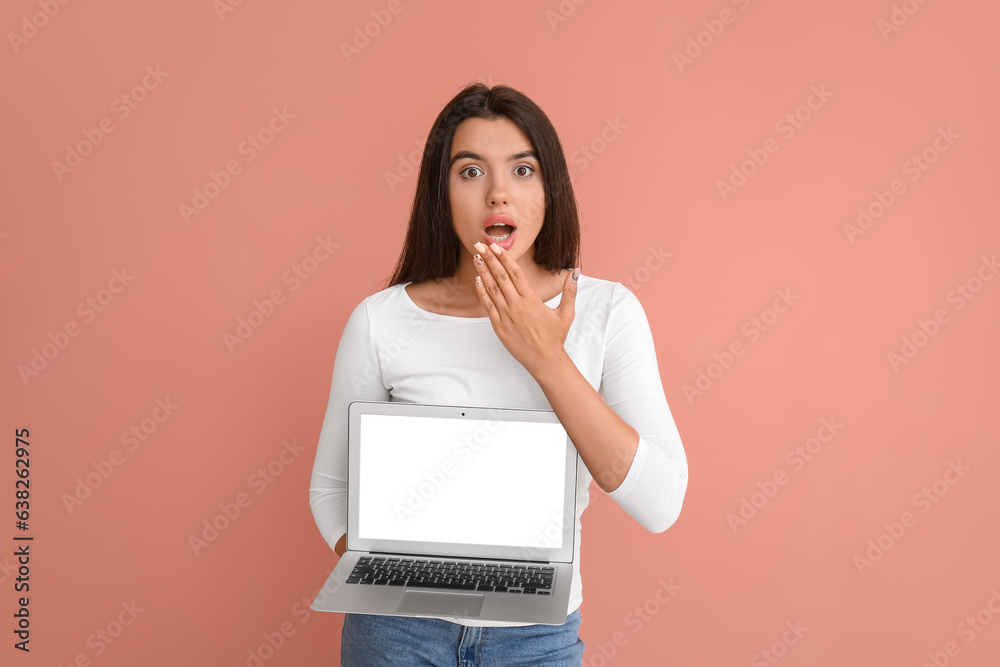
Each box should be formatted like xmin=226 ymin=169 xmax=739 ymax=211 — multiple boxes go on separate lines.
xmin=459 ymin=166 xmax=483 ymax=179
xmin=514 ymin=164 xmax=535 ymax=177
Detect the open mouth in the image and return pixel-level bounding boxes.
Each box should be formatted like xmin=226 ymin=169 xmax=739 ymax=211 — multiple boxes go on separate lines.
xmin=483 ymin=214 xmax=516 ymax=243
xmin=484 ymin=224 xmax=515 ymax=241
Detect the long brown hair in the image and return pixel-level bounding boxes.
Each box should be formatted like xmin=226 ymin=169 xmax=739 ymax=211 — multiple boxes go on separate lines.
xmin=387 ymin=83 xmax=580 ymax=287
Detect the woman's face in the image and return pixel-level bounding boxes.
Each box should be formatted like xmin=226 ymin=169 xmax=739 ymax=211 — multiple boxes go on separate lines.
xmin=448 ymin=116 xmax=545 ymax=268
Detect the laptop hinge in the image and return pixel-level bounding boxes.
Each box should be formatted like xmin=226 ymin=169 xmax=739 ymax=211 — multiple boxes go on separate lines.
xmin=364 ymin=550 xmax=553 ymax=565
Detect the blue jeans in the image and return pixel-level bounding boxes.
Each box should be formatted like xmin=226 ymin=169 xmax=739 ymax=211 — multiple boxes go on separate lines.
xmin=341 ymin=609 xmax=585 ymax=666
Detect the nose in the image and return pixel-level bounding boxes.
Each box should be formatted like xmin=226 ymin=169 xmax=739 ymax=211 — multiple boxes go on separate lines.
xmin=486 ymin=174 xmax=509 ymax=207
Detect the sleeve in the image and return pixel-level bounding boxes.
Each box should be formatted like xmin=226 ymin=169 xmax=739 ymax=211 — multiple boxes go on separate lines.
xmin=308 ymin=299 xmax=391 ymax=551
xmin=600 ymin=283 xmax=689 ymax=533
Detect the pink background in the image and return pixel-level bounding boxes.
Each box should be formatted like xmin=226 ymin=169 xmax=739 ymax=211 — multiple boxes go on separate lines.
xmin=3 ymin=0 xmax=999 ymax=665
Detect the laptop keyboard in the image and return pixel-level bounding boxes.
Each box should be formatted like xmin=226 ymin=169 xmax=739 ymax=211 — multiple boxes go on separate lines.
xmin=346 ymin=556 xmax=555 ymax=594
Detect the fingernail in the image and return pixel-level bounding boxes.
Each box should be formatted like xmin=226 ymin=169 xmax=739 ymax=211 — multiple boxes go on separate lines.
xmin=571 ymin=267 xmax=580 ymax=282
xmin=474 ymin=242 xmax=487 ymax=253
xmin=489 ymin=242 xmax=502 ymax=255
xmin=475 ymin=275 xmax=482 ymax=286
xmin=474 ymin=253 xmax=483 ymax=266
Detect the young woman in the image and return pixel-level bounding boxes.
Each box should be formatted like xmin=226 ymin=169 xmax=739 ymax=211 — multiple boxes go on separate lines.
xmin=310 ymin=83 xmax=688 ymax=666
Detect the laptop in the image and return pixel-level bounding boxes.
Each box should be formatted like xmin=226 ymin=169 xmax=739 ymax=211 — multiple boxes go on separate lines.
xmin=311 ymin=400 xmax=578 ymax=625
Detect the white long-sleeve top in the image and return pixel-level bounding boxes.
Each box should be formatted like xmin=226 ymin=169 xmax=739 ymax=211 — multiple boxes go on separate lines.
xmin=309 ymin=274 xmax=688 ymax=627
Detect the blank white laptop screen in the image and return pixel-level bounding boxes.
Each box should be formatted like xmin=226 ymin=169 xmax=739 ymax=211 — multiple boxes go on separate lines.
xmin=357 ymin=414 xmax=569 ymax=549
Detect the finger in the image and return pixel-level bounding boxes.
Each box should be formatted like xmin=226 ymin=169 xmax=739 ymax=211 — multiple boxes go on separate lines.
xmin=486 ymin=241 xmax=534 ymax=298
xmin=473 ymin=248 xmax=509 ymax=312
xmin=474 ymin=274 xmax=501 ymax=324
xmin=556 ymin=267 xmax=580 ymax=326
xmin=475 ymin=242 xmax=519 ymax=306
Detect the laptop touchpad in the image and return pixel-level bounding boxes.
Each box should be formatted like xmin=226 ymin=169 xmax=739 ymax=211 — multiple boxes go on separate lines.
xmin=397 ymin=591 xmax=485 ymax=617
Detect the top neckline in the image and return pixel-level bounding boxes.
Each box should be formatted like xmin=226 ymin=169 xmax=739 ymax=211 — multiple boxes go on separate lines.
xmin=398 ymin=279 xmax=569 ymax=321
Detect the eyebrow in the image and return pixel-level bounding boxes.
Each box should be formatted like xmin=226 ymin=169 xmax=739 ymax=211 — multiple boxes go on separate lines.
xmin=449 ymin=150 xmax=538 ymax=166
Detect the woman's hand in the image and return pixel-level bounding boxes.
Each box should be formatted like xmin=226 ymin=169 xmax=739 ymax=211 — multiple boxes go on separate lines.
xmin=473 ymin=240 xmax=643 ymax=496
xmin=472 ymin=241 xmax=579 ymax=378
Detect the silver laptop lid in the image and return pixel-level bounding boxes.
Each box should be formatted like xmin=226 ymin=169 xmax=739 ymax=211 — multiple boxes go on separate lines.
xmin=347 ymin=401 xmax=578 ymax=563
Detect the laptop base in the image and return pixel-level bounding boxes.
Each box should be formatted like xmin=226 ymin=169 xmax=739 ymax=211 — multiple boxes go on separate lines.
xmin=312 ymin=550 xmax=573 ymax=625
